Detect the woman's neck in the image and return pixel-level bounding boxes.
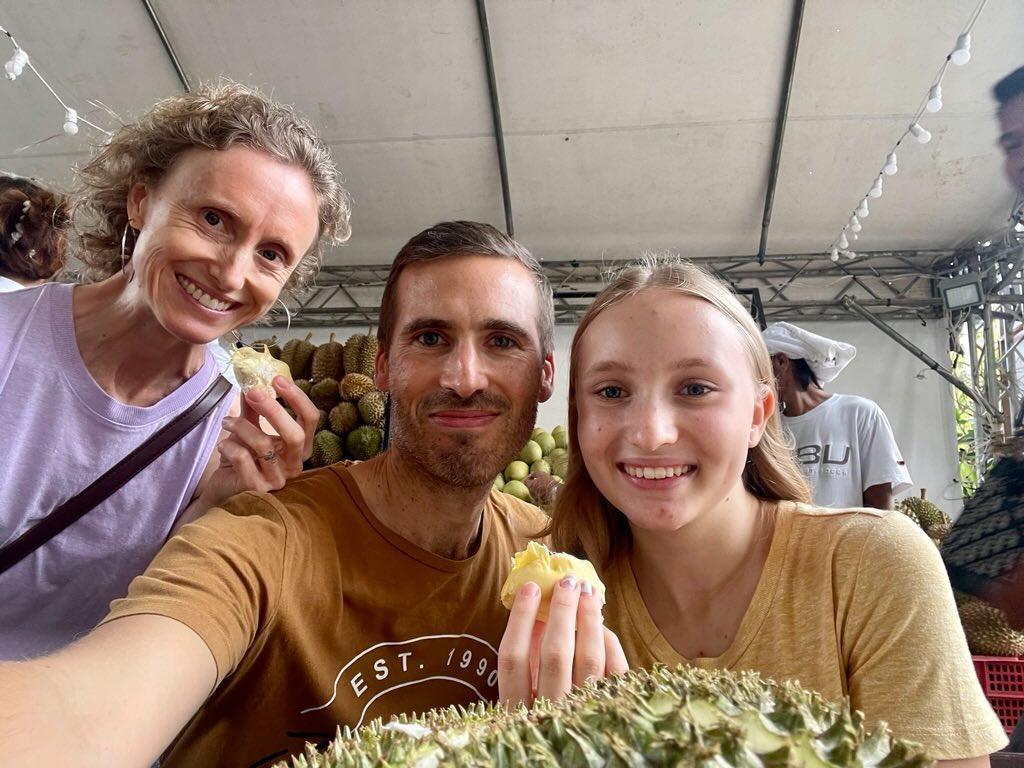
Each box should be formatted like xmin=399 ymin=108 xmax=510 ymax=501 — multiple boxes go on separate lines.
xmin=72 ymin=273 xmax=209 ymax=407
xmin=628 ymin=487 xmax=774 ymax=658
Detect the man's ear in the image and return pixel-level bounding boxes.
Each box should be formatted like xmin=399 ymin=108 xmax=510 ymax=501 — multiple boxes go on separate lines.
xmin=538 ymin=354 xmax=555 ymax=403
xmin=374 ymin=345 xmax=389 ymax=392
xmin=749 ymin=383 xmax=774 ymax=448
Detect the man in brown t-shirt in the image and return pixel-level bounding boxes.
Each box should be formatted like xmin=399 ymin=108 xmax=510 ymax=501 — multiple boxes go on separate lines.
xmin=0 ymin=222 xmax=556 ymax=767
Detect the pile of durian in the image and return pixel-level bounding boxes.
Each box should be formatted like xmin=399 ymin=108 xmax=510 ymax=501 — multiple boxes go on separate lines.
xmin=274 ymin=664 xmax=931 ymax=768
xmin=252 ymin=332 xmax=386 ymax=467
xmin=897 ymin=493 xmax=1024 ymax=657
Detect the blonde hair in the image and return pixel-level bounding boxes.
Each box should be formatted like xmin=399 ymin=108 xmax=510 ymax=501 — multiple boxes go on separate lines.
xmin=549 ymin=255 xmax=811 ymax=568
xmin=73 ymin=81 xmax=352 ymax=294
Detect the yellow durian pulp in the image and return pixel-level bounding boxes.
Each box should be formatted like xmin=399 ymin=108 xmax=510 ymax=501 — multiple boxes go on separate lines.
xmin=229 ymin=345 xmax=293 ymax=397
xmin=499 ymin=541 xmax=605 ymax=621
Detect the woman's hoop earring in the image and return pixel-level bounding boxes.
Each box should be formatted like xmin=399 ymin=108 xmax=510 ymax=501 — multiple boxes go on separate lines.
xmin=120 ymin=223 xmax=136 ymax=284
xmin=276 ymin=299 xmax=292 ymax=332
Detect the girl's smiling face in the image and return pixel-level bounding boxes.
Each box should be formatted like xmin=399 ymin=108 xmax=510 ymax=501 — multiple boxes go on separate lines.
xmin=575 ymin=289 xmax=773 ymax=532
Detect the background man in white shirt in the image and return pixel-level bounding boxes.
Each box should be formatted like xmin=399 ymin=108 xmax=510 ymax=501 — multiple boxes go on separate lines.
xmin=764 ymin=322 xmax=912 ymax=509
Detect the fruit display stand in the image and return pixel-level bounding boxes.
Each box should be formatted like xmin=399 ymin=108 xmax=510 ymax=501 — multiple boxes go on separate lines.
xmin=972 ymin=655 xmax=1024 ymax=734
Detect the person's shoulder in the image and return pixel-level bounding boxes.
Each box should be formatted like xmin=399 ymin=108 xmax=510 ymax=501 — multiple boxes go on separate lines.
xmin=828 ymin=393 xmax=881 ymax=414
xmin=487 ymin=489 xmax=548 ymax=541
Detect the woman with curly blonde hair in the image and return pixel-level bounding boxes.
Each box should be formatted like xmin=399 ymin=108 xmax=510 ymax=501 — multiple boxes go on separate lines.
xmin=0 ymin=82 xmax=352 ymax=660
xmin=511 ymin=256 xmax=1006 ymax=761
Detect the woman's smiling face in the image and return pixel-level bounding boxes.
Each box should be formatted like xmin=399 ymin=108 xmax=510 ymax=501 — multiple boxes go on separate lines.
xmin=575 ymin=289 xmax=771 ymax=533
xmin=126 ymin=145 xmax=321 ymax=343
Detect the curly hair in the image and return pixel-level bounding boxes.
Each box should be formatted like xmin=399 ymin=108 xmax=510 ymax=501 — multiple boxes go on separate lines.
xmin=74 ymin=81 xmax=351 ymax=294
xmin=0 ymin=175 xmax=70 ymax=283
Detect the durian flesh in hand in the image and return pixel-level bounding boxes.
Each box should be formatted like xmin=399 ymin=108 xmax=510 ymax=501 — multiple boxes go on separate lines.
xmin=275 ymin=664 xmax=932 ymax=768
xmin=499 ymin=542 xmax=605 ymax=621
xmin=229 ymin=345 xmax=293 ymax=397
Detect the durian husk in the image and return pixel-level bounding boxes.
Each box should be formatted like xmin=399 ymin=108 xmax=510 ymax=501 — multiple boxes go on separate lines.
xmin=311 ymin=378 xmax=341 ymax=411
xmin=358 ymin=390 xmax=387 ymax=429
xmin=346 ymin=425 xmax=383 ymax=461
xmin=329 ymin=401 xmax=360 ymax=436
xmin=274 ymin=664 xmax=932 ymax=768
xmin=312 ymin=333 xmax=345 ymax=382
xmin=343 ymin=334 xmax=370 ymax=378
xmin=340 ymin=373 xmax=375 ymax=402
xmin=358 ymin=334 xmax=378 ymax=378
xmin=310 ymin=430 xmax=344 ymax=468
xmin=956 ymin=591 xmax=1024 ymax=656
xmin=281 ymin=333 xmax=316 ymax=380
xmin=897 ymin=497 xmax=952 ymax=541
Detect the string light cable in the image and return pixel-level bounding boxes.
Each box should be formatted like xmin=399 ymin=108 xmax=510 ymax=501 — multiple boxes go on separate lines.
xmin=826 ymin=0 xmax=988 ymax=262
xmin=2 ymin=23 xmax=111 ymax=137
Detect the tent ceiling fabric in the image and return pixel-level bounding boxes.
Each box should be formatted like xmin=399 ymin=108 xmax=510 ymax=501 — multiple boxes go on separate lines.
xmin=0 ymin=0 xmax=1017 ymax=270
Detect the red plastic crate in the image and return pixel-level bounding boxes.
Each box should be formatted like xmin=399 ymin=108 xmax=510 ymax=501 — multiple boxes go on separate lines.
xmin=973 ymin=655 xmax=1024 ymax=734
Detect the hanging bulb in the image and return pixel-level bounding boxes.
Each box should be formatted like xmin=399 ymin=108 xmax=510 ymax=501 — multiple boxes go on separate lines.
xmin=62 ymin=108 xmax=79 ymax=136
xmin=857 ymin=199 xmax=869 ymax=218
xmin=869 ymin=176 xmax=883 ymax=198
xmin=883 ymin=151 xmax=898 ymax=175
xmin=830 ymin=246 xmax=840 ymax=262
xmin=910 ymin=122 xmax=931 ymax=144
xmin=4 ymin=48 xmax=29 ymax=80
xmin=951 ymin=33 xmax=971 ymax=66
xmin=851 ymin=232 xmax=859 ymax=241
xmin=849 ymin=214 xmax=862 ymax=232
xmin=846 ymin=250 xmax=857 ymax=260
xmin=926 ymin=84 xmax=943 ymax=112
xmin=839 ymin=232 xmax=849 ymax=249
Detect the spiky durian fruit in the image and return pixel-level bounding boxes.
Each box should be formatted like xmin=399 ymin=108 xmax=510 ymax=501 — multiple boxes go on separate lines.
xmin=346 ymin=425 xmax=383 ymax=461
xmin=252 ymin=336 xmax=281 ymax=359
xmin=295 ymin=379 xmax=312 ymax=396
xmin=315 ymin=409 xmax=329 ymax=433
xmin=228 ymin=345 xmax=292 ymax=398
xmin=340 ymin=373 xmax=375 ymax=402
xmin=310 ymin=430 xmax=344 ymax=468
xmin=311 ymin=378 xmax=341 ymax=411
xmin=312 ymin=333 xmax=345 ymax=381
xmin=358 ymin=334 xmax=378 ymax=378
xmin=329 ymin=402 xmax=360 ymax=436
xmin=343 ymin=334 xmax=373 ymax=378
xmin=281 ymin=333 xmax=316 ymax=380
xmin=274 ymin=664 xmax=931 ymax=768
xmin=358 ymin=391 xmax=387 ymax=429
xmin=956 ymin=591 xmax=1024 ymax=656
xmin=898 ymin=497 xmax=952 ymax=540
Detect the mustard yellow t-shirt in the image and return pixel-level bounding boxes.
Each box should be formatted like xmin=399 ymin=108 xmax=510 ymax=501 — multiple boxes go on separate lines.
xmin=603 ymin=502 xmax=1007 ymax=759
xmin=102 ymin=463 xmax=545 ymax=767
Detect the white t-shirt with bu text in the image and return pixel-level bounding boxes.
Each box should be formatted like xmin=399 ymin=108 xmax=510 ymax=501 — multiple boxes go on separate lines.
xmin=782 ymin=394 xmax=912 ymax=508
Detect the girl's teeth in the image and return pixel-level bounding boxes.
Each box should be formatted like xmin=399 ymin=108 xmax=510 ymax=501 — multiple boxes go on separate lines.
xmin=624 ymin=464 xmax=689 ymax=479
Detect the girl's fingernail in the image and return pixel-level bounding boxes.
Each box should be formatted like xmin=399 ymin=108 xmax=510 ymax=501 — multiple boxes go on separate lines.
xmin=520 ymin=582 xmax=540 ymax=597
xmin=246 ymin=388 xmax=266 ymax=403
xmin=581 ymin=581 xmax=593 ymax=596
xmin=559 ymin=575 xmax=577 ymax=590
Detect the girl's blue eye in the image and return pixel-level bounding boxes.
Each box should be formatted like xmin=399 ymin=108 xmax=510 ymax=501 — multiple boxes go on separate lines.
xmin=600 ymin=385 xmax=624 ymax=399
xmin=684 ymin=383 xmax=710 ymax=396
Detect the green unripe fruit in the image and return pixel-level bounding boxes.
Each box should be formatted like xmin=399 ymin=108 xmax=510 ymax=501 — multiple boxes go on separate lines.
xmin=530 ymin=459 xmax=551 ymax=475
xmin=534 ymin=431 xmax=556 ymax=454
xmin=552 ymin=426 xmax=568 ymax=449
xmin=504 ymin=460 xmax=529 ymax=482
xmin=492 ymin=474 xmax=505 ymax=491
xmin=519 ymin=440 xmax=543 ymax=464
xmin=502 ymin=480 xmax=532 ymax=502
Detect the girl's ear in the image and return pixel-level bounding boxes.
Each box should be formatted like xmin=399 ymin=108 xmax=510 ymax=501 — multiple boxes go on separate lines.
xmin=749 ymin=382 xmax=775 ymax=448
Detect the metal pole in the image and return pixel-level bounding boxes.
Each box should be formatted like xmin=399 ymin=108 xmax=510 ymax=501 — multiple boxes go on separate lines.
xmin=841 ymin=296 xmax=998 ymax=417
xmin=965 ymin=314 xmax=986 ymax=480
xmin=140 ymin=0 xmax=191 ymax=92
xmin=475 ymin=0 xmax=514 ymax=237
xmin=757 ymin=0 xmax=805 ymax=265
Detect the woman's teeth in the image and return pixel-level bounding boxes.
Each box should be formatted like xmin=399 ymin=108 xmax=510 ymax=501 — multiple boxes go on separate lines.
xmin=177 ymin=275 xmax=231 ymax=312
xmin=622 ymin=464 xmax=693 ymax=480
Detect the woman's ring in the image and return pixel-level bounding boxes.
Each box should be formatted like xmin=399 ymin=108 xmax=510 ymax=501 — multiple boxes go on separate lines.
xmin=261 ymin=449 xmax=278 ymax=463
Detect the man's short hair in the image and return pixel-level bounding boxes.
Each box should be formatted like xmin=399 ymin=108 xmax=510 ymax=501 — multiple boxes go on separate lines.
xmin=377 ymin=221 xmax=554 ymax=357
xmin=792 ymin=357 xmax=821 ymax=390
xmin=994 ymin=65 xmax=1024 ymax=111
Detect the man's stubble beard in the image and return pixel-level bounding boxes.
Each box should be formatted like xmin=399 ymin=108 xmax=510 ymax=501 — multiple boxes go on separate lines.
xmin=388 ymin=388 xmax=539 ymax=490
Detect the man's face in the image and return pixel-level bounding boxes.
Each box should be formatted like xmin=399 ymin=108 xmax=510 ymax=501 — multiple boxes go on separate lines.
xmin=378 ymin=255 xmax=554 ymax=489
xmin=998 ymin=93 xmax=1024 ymax=196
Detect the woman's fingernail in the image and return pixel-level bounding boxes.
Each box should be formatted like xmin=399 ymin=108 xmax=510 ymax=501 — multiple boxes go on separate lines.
xmin=581 ymin=581 xmax=593 ymax=596
xmin=520 ymin=582 xmax=540 ymax=597
xmin=246 ymin=388 xmax=266 ymax=403
xmin=559 ymin=575 xmax=577 ymax=590
xmin=273 ymin=376 xmax=289 ymax=389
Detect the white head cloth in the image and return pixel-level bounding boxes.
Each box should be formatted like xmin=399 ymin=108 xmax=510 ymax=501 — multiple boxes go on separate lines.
xmin=762 ymin=322 xmax=856 ymax=383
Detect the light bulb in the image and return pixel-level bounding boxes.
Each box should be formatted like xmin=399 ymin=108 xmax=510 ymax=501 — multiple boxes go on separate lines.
xmin=910 ymin=122 xmax=931 ymax=144
xmin=63 ymin=108 xmax=79 ymax=136
xmin=839 ymin=232 xmax=849 ymax=249
xmin=830 ymin=247 xmax=840 ymax=262
xmin=869 ymin=177 xmax=883 ymax=198
xmin=851 ymin=232 xmax=859 ymax=241
xmin=926 ymin=84 xmax=943 ymax=112
xmin=884 ymin=151 xmax=898 ymax=175
xmin=4 ymin=49 xmax=28 ymax=80
xmin=857 ymin=199 xmax=869 ymax=218
xmin=849 ymin=214 xmax=862 ymax=232
xmin=846 ymin=250 xmax=857 ymax=260
xmin=951 ymin=33 xmax=971 ymax=65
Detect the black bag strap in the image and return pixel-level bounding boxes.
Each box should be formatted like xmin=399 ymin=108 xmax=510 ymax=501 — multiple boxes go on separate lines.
xmin=0 ymin=375 xmax=233 ymax=576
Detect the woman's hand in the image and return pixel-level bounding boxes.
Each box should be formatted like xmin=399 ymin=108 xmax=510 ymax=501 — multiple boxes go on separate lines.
xmin=497 ymin=576 xmax=628 ymax=707
xmin=201 ymin=376 xmax=318 ymax=506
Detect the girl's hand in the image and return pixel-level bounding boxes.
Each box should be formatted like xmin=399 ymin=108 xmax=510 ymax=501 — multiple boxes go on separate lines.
xmin=497 ymin=576 xmax=628 ymax=707
xmin=202 ymin=376 xmax=318 ymax=505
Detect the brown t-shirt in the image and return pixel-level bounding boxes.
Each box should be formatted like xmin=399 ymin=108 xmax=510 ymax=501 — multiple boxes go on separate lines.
xmin=101 ymin=464 xmax=545 ymax=767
